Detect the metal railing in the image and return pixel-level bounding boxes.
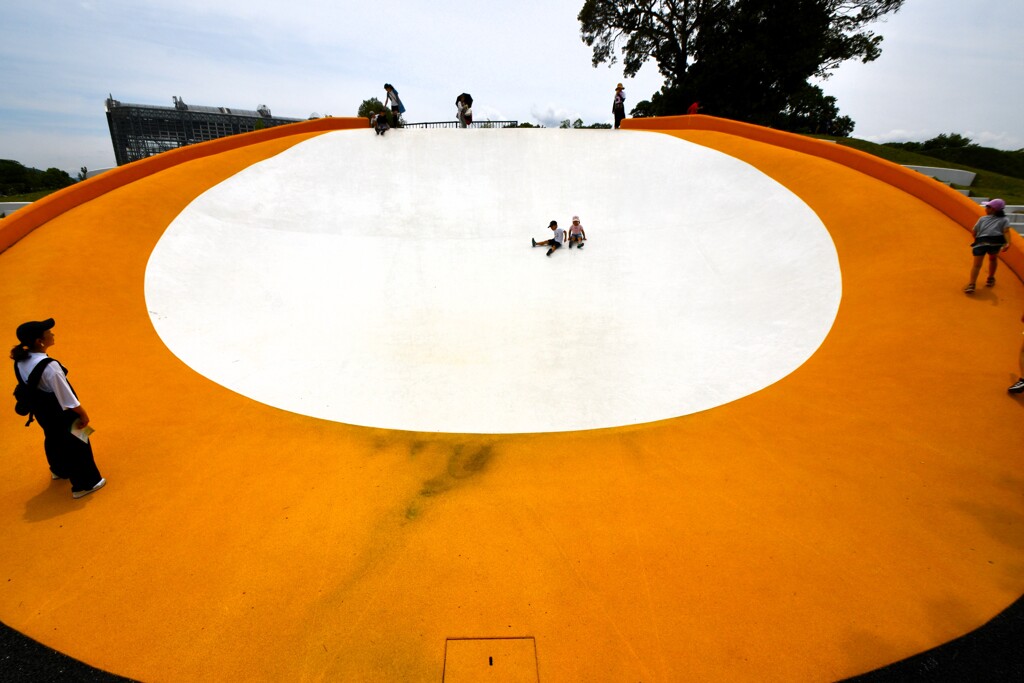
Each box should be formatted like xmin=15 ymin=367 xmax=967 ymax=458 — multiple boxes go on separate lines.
xmin=401 ymin=120 xmax=519 ymax=129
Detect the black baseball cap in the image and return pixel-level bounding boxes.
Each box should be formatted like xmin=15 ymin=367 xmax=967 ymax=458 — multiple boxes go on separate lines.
xmin=16 ymin=318 xmax=55 ymax=345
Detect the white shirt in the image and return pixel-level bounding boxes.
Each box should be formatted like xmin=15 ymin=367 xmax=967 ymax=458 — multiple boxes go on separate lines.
xmin=16 ymin=352 xmax=80 ymax=411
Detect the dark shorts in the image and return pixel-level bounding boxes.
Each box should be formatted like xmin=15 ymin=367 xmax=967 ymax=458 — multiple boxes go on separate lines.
xmin=551 ymin=241 xmax=562 ymax=250
xmin=972 ymin=241 xmax=1004 ymax=256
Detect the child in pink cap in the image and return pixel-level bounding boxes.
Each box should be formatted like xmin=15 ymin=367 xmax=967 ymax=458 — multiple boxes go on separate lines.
xmin=964 ymin=198 xmax=1011 ymax=294
xmin=567 ymin=216 xmax=587 ymax=249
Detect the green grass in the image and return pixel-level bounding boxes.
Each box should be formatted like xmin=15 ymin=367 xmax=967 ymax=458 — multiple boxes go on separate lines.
xmin=815 ymin=136 xmax=1024 ymax=205
xmin=0 ymin=189 xmax=58 ymax=202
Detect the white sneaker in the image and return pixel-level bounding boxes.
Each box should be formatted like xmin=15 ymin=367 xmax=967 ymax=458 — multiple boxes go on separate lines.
xmin=72 ymin=478 xmax=106 ymax=499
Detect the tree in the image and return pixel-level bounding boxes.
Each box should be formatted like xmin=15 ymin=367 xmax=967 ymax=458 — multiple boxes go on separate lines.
xmin=357 ymin=98 xmax=385 ymax=120
xmin=579 ymin=0 xmax=904 ymax=131
xmin=887 ymin=134 xmax=975 ymax=154
xmin=0 ymin=160 xmax=74 ymax=196
xmin=630 ymin=100 xmax=656 ymax=118
xmin=78 ymin=166 xmax=89 ymax=182
xmin=922 ymin=133 xmax=976 ymax=150
xmin=0 ymin=159 xmax=29 ymax=195
xmin=41 ymin=168 xmax=74 ymax=190
xmin=778 ymin=84 xmax=854 ymax=136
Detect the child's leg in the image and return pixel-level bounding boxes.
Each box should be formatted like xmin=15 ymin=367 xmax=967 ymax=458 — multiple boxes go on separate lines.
xmin=967 ymin=253 xmax=985 ymax=287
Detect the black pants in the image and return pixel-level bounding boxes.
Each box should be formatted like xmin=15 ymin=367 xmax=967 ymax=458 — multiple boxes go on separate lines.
xmin=37 ymin=409 xmax=102 ymax=493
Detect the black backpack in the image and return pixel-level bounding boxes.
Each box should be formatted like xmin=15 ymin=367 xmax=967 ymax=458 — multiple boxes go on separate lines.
xmin=13 ymin=358 xmax=55 ymax=426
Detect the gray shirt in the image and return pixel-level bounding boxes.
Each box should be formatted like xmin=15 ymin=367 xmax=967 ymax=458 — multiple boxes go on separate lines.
xmin=973 ymin=215 xmax=1010 ymax=240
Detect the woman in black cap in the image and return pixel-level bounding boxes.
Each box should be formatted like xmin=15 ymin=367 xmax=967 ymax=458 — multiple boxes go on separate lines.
xmin=11 ymin=318 xmax=105 ymax=499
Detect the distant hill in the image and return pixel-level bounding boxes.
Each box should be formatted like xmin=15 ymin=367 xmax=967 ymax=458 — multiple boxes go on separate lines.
xmin=918 ymin=146 xmax=1024 ymax=181
xmin=0 ymin=159 xmax=75 ymax=197
xmin=814 ymin=136 xmax=1024 ymax=205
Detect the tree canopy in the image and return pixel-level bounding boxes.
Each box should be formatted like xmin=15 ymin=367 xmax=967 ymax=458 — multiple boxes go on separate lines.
xmin=0 ymin=160 xmax=75 ymax=197
xmin=579 ymin=0 xmax=904 ymax=134
xmin=357 ymin=98 xmax=386 ymax=119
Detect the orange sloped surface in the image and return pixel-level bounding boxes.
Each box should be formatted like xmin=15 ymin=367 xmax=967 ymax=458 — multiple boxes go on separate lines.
xmin=1 ymin=122 xmax=1022 ymax=682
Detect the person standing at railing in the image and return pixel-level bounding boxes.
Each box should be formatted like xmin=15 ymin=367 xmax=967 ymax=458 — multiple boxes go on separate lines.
xmin=384 ymin=83 xmax=405 ymax=127
xmin=456 ymin=93 xmax=473 ymax=128
xmin=612 ymin=83 xmax=626 ymax=129
xmin=963 ymin=198 xmax=1011 ymax=294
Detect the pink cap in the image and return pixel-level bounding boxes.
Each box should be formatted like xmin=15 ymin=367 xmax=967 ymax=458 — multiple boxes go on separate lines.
xmin=983 ymin=199 xmax=1006 ymax=211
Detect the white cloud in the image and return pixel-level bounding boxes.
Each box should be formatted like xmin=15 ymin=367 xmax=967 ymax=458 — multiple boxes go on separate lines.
xmin=824 ymin=0 xmax=1023 ymax=151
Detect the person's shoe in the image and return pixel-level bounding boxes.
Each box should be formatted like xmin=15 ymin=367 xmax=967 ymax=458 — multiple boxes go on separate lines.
xmin=532 ymin=238 xmax=536 ymax=247
xmin=986 ymin=276 xmax=996 ymax=287
xmin=1008 ymin=378 xmax=1024 ymax=394
xmin=578 ymin=242 xmax=584 ymax=249
xmin=963 ymin=283 xmax=975 ymax=294
xmin=546 ymin=249 xmax=553 ymax=257
xmin=51 ymin=471 xmax=67 ymax=480
xmin=72 ymin=478 xmax=106 ymax=499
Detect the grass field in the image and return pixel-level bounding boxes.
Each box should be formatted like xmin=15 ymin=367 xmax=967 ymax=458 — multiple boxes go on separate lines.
xmin=816 ymin=136 xmax=1024 ymax=204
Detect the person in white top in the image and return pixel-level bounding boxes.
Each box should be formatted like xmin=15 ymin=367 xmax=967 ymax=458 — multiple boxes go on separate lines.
xmin=532 ymin=221 xmax=565 ymax=257
xmin=11 ymin=318 xmax=105 ymax=498
xmin=383 ymin=83 xmax=405 ymax=127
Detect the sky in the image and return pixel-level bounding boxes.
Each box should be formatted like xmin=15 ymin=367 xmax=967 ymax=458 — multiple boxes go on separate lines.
xmin=0 ymin=0 xmax=1021 ymax=175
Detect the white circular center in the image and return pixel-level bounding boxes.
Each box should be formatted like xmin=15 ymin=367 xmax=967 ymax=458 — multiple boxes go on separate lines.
xmin=145 ymin=128 xmax=840 ymax=433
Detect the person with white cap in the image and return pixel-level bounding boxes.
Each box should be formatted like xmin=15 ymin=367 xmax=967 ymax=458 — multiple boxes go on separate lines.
xmin=964 ymin=198 xmax=1011 ymax=294
xmin=10 ymin=318 xmax=106 ymax=499
xmin=567 ymin=215 xmax=587 ymax=249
